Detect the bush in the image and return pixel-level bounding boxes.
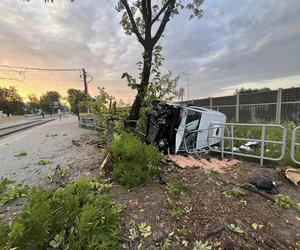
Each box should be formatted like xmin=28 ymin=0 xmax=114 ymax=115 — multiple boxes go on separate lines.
xmin=0 ymin=179 xmax=123 ymax=250
xmin=111 ymin=133 xmax=162 ymax=188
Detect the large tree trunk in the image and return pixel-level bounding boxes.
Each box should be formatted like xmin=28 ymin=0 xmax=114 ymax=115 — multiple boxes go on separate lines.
xmin=126 ymin=46 xmax=153 ymax=128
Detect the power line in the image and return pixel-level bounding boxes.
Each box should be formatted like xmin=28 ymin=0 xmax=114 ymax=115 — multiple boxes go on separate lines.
xmin=0 ymin=64 xmax=82 ymax=72
xmin=0 ymin=64 xmax=92 ymax=94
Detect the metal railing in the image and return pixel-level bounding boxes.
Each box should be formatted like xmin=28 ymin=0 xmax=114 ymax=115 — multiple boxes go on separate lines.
xmin=291 ymin=126 xmax=300 ymax=164
xmin=207 ymin=123 xmax=286 ymax=166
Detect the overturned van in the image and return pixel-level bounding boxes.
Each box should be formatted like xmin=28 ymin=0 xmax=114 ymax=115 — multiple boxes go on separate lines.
xmin=145 ymin=102 xmax=226 ymax=154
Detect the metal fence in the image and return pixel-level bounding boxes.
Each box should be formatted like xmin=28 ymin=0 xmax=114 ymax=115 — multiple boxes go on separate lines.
xmin=182 ymin=87 xmax=300 ymax=124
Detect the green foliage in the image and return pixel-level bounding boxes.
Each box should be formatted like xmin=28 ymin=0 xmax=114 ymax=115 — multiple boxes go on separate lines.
xmin=128 ymin=220 xmax=139 ymax=241
xmin=167 ymin=181 xmax=190 ymax=196
xmin=169 ymin=207 xmax=183 ymax=220
xmin=235 ymin=87 xmax=271 ymax=95
xmin=40 ymin=91 xmax=61 ymax=115
xmin=89 ymin=87 xmax=110 ymax=129
xmin=193 ymin=240 xmax=212 ymax=250
xmin=223 ymin=188 xmax=246 ymax=198
xmin=227 ymin=224 xmax=244 ymax=234
xmin=67 ymin=88 xmax=89 ymax=117
xmin=177 ymin=226 xmax=188 ymax=236
xmin=230 ymin=121 xmax=299 ymax=166
xmin=14 ymin=150 xmax=28 ymax=157
xmin=0 ymin=181 xmax=28 ymax=205
xmin=0 ymin=178 xmax=14 ymax=193
xmin=37 ymin=159 xmax=53 ymax=166
xmin=274 ymin=194 xmax=300 ymax=210
xmin=162 ymin=237 xmax=172 ymax=250
xmin=0 ymin=86 xmax=24 ymax=116
xmin=0 ymin=179 xmax=123 ymax=249
xmin=111 ymin=133 xmax=162 ymax=188
xmin=138 ymin=222 xmax=152 ymax=238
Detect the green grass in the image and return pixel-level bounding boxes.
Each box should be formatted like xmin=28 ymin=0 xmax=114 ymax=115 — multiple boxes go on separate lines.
xmin=166 ymin=181 xmax=190 ymax=196
xmin=223 ymin=121 xmax=300 ymax=167
xmin=223 ymin=187 xmax=246 ymax=198
xmin=14 ymin=150 xmax=27 ymax=157
xmin=37 ymin=159 xmax=53 ymax=166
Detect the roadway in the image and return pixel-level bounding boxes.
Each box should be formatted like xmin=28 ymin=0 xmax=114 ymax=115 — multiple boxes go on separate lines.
xmin=0 ymin=116 xmax=101 ymax=187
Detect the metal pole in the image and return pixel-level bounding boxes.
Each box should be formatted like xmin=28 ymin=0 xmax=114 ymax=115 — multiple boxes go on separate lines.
xmin=82 ymin=68 xmax=88 ymax=94
xmin=236 ymin=94 xmax=240 ymax=122
xmin=276 ymin=88 xmax=282 ymax=124
xmin=260 ymin=125 xmax=266 ymax=166
xmin=209 ymin=97 xmax=213 ymax=109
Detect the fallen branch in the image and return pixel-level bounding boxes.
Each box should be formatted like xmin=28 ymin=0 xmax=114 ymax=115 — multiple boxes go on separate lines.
xmin=203 ymin=226 xmax=226 ymax=239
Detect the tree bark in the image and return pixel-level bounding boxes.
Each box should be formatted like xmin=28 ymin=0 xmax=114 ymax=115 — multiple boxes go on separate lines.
xmin=126 ymin=45 xmax=153 ymax=128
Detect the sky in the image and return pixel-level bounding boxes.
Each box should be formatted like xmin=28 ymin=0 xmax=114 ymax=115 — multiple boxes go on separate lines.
xmin=0 ymin=0 xmax=299 ymax=103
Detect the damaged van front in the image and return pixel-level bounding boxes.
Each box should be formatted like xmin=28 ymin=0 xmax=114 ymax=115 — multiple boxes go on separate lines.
xmin=145 ymin=101 xmax=226 ymax=154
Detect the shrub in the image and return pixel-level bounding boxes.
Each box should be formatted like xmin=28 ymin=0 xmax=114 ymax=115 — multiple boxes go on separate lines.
xmin=166 ymin=181 xmax=190 ymax=196
xmin=223 ymin=188 xmax=246 ymax=198
xmin=111 ymin=133 xmax=162 ymax=188
xmin=0 ymin=179 xmax=123 ymax=249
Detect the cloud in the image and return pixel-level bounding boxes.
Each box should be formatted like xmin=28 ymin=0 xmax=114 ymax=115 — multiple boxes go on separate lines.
xmin=0 ymin=0 xmax=299 ymax=102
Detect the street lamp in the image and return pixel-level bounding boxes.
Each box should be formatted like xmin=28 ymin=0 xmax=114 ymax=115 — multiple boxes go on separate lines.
xmin=182 ymin=72 xmax=194 ymax=101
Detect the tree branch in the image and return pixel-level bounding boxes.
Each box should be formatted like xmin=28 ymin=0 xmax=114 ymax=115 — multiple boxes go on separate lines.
xmin=121 ymin=0 xmax=145 ymax=45
xmin=151 ymin=0 xmax=172 ymax=25
xmin=152 ymin=0 xmax=175 ymax=45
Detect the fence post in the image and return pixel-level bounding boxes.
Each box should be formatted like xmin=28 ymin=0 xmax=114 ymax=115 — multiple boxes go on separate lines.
xmin=276 ymin=88 xmax=282 ymax=124
xmin=209 ymin=97 xmax=213 ymax=109
xmin=235 ymin=94 xmax=240 ymax=123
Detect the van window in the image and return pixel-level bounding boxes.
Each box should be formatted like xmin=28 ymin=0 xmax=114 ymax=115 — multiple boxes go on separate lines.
xmin=181 ymin=110 xmax=201 ymax=150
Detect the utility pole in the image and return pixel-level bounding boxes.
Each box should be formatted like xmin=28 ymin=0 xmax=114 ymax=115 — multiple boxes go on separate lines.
xmin=82 ymin=68 xmax=88 ymax=94
xmin=182 ymin=72 xmax=193 ymax=101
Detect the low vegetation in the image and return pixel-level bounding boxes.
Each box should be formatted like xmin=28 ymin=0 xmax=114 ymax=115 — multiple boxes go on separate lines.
xmin=0 ymin=178 xmax=28 ymax=205
xmin=167 ymin=181 xmax=190 ymax=196
xmin=230 ymin=121 xmax=300 ymax=166
xmin=14 ymin=150 xmax=28 ymax=157
xmin=37 ymin=159 xmax=53 ymax=166
xmin=274 ymin=194 xmax=300 ymax=210
xmin=110 ymin=133 xmax=162 ymax=188
xmin=0 ymin=178 xmax=124 ymax=249
xmin=227 ymin=224 xmax=244 ymax=235
xmin=193 ymin=240 xmax=212 ymax=250
xmin=223 ymin=187 xmax=246 ymax=198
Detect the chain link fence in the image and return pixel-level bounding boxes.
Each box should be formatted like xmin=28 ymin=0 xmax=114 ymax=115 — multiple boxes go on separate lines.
xmin=182 ymin=87 xmax=300 ymax=124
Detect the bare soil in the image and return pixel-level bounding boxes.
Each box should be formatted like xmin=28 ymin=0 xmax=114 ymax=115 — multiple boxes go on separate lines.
xmin=112 ymin=161 xmax=300 ymax=250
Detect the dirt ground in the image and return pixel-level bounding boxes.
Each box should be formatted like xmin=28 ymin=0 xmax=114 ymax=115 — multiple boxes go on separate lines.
xmin=1 ymin=129 xmax=299 ymax=249
xmin=113 ymin=161 xmax=300 ymax=250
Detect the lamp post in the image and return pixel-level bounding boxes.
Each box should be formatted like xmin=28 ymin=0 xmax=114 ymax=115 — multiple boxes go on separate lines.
xmin=182 ymin=72 xmax=193 ymax=101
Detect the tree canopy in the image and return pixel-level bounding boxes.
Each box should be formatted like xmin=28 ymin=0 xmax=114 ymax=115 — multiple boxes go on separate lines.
xmin=40 ymin=91 xmax=61 ymax=115
xmin=67 ymin=89 xmax=89 ymax=117
xmin=235 ymin=87 xmax=271 ymax=95
xmin=116 ymin=0 xmax=204 ymax=127
xmin=0 ymin=86 xmax=24 ymax=116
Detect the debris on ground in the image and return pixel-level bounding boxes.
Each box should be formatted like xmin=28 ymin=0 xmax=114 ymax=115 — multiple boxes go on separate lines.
xmin=248 ymin=176 xmax=280 ymax=194
xmin=100 ymin=153 xmax=111 ymax=175
xmin=166 ymin=154 xmax=240 ymax=173
xmin=280 ymin=168 xmax=300 ymax=186
xmin=239 ymin=141 xmax=259 ymax=152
